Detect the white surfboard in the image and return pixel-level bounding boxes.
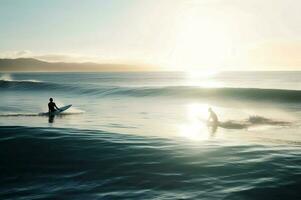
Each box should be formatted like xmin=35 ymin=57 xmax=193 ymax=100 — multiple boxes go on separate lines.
xmin=49 ymin=104 xmax=72 ymax=116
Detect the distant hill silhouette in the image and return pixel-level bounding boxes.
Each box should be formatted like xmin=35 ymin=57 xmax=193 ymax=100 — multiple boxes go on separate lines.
xmin=0 ymin=58 xmax=154 ymax=72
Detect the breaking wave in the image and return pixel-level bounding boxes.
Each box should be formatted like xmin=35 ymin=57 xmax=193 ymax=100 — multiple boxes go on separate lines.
xmin=1 ymin=79 xmax=301 ymax=103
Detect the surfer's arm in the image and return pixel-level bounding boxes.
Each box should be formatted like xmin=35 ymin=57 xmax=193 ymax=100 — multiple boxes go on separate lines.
xmin=54 ymin=104 xmax=60 ymax=110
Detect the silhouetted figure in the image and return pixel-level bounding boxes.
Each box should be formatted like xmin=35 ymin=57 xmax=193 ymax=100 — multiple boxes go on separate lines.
xmin=208 ymin=107 xmax=219 ymax=134
xmin=208 ymin=108 xmax=218 ymax=124
xmin=48 ymin=98 xmax=60 ymax=113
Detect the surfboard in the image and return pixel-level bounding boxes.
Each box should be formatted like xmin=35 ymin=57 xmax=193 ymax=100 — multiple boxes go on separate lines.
xmin=49 ymin=104 xmax=72 ymax=116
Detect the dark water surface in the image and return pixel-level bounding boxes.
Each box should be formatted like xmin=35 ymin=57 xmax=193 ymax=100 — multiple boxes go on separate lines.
xmin=1 ymin=126 xmax=301 ymax=200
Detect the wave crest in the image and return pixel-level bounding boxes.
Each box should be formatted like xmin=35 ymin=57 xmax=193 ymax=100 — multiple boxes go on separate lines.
xmin=0 ymin=74 xmax=41 ymax=83
xmin=1 ymin=78 xmax=301 ymax=103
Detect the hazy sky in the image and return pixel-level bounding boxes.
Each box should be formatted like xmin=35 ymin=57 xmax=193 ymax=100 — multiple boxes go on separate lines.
xmin=0 ymin=0 xmax=300 ymax=71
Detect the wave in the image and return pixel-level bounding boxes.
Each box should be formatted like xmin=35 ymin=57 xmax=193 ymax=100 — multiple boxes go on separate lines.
xmin=217 ymin=116 xmax=292 ymax=129
xmin=1 ymin=126 xmax=301 ymax=199
xmin=0 ymin=79 xmax=64 ymax=91
xmin=0 ymin=110 xmax=84 ymax=117
xmin=105 ymin=86 xmax=301 ymax=103
xmin=2 ymin=79 xmax=301 ymax=103
xmin=0 ymin=79 xmax=112 ymax=94
xmin=0 ymin=74 xmax=41 ymax=83
xmin=0 ymin=112 xmax=83 ymax=117
xmin=0 ymin=113 xmax=42 ymax=117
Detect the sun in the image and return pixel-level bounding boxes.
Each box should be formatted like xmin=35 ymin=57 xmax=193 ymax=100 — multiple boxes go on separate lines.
xmin=163 ymin=2 xmax=237 ymax=72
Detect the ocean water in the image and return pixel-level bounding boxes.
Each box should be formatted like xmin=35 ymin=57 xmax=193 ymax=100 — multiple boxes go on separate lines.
xmin=1 ymin=71 xmax=301 ymax=199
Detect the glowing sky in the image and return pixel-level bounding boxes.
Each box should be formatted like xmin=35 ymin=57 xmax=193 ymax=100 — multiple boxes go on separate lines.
xmin=0 ymin=0 xmax=300 ymax=71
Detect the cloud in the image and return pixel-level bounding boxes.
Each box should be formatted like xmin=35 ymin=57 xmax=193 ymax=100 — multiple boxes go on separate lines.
xmin=0 ymin=51 xmax=103 ymax=63
xmin=33 ymin=53 xmax=130 ymax=63
xmin=0 ymin=50 xmax=33 ymax=58
xmin=34 ymin=54 xmax=91 ymax=63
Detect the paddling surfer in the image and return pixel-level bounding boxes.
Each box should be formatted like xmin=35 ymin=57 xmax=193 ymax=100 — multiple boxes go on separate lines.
xmin=208 ymin=107 xmax=219 ymax=134
xmin=48 ymin=98 xmax=60 ymax=113
xmin=208 ymin=107 xmax=218 ymax=126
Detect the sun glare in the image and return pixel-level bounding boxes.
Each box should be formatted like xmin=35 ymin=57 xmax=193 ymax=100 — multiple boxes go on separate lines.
xmin=185 ymin=69 xmax=222 ymax=87
xmin=186 ymin=69 xmax=219 ymax=79
xmin=178 ymin=103 xmax=211 ymax=141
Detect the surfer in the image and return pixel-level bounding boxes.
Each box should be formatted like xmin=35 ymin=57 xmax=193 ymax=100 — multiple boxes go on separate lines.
xmin=207 ymin=108 xmax=219 ymax=136
xmin=48 ymin=98 xmax=60 ymax=113
xmin=208 ymin=107 xmax=218 ymax=126
xmin=207 ymin=107 xmax=219 ymax=134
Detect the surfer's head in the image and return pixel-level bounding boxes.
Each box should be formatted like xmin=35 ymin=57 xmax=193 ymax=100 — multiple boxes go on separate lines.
xmin=208 ymin=107 xmax=212 ymax=113
xmin=49 ymin=98 xmax=53 ymax=102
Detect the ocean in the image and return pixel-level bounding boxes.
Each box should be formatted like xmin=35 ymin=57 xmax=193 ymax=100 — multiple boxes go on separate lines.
xmin=1 ymin=71 xmax=301 ymax=199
